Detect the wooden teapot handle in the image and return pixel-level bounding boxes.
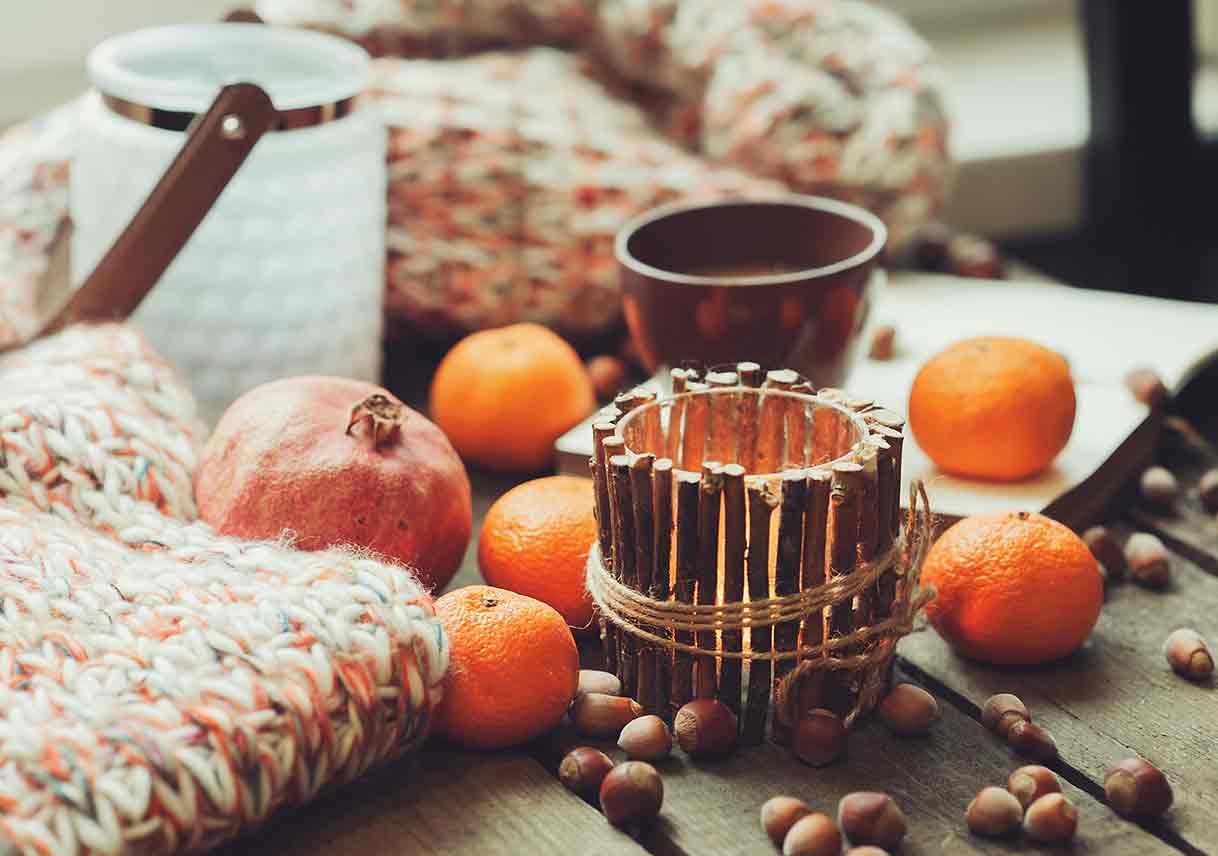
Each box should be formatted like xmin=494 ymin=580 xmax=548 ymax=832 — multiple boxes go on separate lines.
xmin=38 ymin=82 xmax=276 ymax=338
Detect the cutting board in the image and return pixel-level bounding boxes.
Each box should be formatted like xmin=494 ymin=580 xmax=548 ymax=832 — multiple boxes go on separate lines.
xmin=558 ymin=273 xmax=1218 ymax=528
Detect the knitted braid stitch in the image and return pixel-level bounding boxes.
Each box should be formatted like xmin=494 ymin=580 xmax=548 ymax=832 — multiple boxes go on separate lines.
xmin=0 ymin=324 xmax=448 ymax=855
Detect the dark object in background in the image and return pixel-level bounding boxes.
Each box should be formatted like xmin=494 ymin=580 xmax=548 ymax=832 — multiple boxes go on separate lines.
xmin=1013 ymin=3 xmax=1216 ymax=302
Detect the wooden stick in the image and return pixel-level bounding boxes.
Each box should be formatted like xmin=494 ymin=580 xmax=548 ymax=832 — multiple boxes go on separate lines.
xmin=757 ymin=370 xmax=793 ymax=474
xmin=600 ymin=436 xmax=626 ymax=674
xmin=672 ymin=470 xmax=701 ymax=709
xmin=864 ymin=408 xmax=906 ymax=432
xmin=719 ymin=464 xmax=746 ymax=718
xmin=610 ymin=454 xmax=638 ymax=699
xmin=846 ymin=395 xmax=875 ymax=414
xmin=651 ymin=458 xmax=674 ymax=718
xmin=855 ymin=444 xmax=880 ymax=632
xmin=825 ymin=460 xmax=864 ymax=716
xmin=667 ymin=368 xmax=689 ymax=462
xmin=736 ymin=362 xmax=763 ymax=473
xmin=869 ymin=424 xmax=905 ymax=619
xmin=797 ymin=470 xmax=832 ymax=715
xmin=630 ymin=454 xmax=657 ymax=712
xmin=772 ymin=470 xmax=807 ymax=742
xmin=706 ymin=370 xmax=739 ymax=466
xmin=695 ymin=463 xmax=724 ymax=698
xmin=815 ymin=388 xmax=850 ymax=461
xmin=592 ymin=420 xmax=617 ymax=564
xmin=680 ymin=381 xmax=709 ymax=470
xmin=810 ymin=397 xmax=839 ymax=466
xmin=743 ymin=480 xmax=777 ymax=744
xmin=784 ymin=379 xmax=811 ymax=469
xmin=614 ymin=389 xmax=645 ymax=418
xmin=633 ymin=388 xmax=661 ymax=457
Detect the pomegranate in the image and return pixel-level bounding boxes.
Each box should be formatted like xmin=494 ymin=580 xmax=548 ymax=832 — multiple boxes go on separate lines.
xmin=196 ymin=376 xmax=472 ymax=592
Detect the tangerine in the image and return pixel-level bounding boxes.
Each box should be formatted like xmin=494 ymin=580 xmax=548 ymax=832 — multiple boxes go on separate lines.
xmin=922 ymin=512 xmax=1103 ymax=665
xmin=434 ymin=585 xmax=579 ymax=749
xmin=909 ymin=336 xmax=1075 ymax=481
xmin=479 ymin=476 xmax=599 ymax=633
xmin=430 ymin=323 xmax=596 ymax=472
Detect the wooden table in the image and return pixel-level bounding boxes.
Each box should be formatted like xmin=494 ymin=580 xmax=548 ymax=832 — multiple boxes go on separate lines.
xmin=217 ymin=350 xmax=1218 ymax=856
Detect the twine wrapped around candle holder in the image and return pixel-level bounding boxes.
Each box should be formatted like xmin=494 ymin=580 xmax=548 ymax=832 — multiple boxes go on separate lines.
xmin=586 ymin=364 xmax=934 ymax=746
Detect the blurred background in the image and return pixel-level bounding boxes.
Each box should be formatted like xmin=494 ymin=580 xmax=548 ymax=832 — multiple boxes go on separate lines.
xmin=4 ymin=0 xmax=1217 ymax=299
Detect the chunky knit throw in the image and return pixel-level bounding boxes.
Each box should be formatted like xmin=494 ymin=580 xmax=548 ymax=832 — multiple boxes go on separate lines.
xmin=0 ymin=324 xmax=447 ymax=854
xmin=0 ymin=0 xmax=949 ymax=342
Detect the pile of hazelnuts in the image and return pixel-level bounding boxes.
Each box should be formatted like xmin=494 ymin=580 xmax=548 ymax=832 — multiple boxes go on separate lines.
xmin=559 ymin=669 xmax=743 ymax=831
xmin=559 ymin=672 xmax=944 ymax=838
xmin=973 ymin=691 xmax=1173 ymax=844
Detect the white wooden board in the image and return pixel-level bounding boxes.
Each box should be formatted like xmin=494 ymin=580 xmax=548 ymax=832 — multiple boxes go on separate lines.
xmin=558 ymin=273 xmax=1218 ymax=521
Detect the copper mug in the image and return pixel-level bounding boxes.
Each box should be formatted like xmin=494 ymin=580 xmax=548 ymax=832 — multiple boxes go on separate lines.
xmin=615 ymin=195 xmax=886 ymax=388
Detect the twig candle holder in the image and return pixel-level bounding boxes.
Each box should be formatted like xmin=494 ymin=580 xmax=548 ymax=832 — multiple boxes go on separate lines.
xmin=586 ymin=365 xmax=932 ymax=747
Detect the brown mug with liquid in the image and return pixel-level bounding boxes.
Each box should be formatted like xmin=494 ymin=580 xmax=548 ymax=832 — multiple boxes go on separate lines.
xmin=615 ymin=195 xmax=886 ymax=387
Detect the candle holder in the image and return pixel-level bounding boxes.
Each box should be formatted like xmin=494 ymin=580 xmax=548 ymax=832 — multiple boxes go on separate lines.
xmin=586 ymin=363 xmax=932 ymax=746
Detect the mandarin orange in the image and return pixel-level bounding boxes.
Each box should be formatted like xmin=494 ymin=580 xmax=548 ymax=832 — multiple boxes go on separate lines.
xmin=922 ymin=512 xmax=1102 ymax=665
xmin=434 ymin=585 xmax=579 ymax=749
xmin=479 ymin=476 xmax=598 ymax=632
xmin=909 ymin=336 xmax=1075 ymax=481
xmin=430 ymin=323 xmax=595 ymax=472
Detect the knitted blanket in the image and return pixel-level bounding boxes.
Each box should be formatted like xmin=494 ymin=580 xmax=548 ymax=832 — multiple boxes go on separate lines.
xmin=0 ymin=0 xmax=949 ymax=344
xmin=0 ymin=324 xmax=447 ymax=854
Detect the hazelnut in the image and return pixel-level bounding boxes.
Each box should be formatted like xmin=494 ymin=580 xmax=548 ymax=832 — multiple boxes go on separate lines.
xmin=877 ymin=684 xmax=939 ymax=736
xmin=599 ymin=761 xmax=663 ymax=828
xmin=1007 ymin=720 xmax=1058 ymax=762
xmin=673 ymin=698 xmax=738 ymax=759
xmin=844 ymin=849 xmax=890 ymax=856
xmin=837 ymin=792 xmax=906 ymax=849
xmin=1104 ymin=757 xmax=1173 ymax=820
xmin=981 ymin=693 xmax=1029 ymax=737
xmin=1140 ymin=466 xmax=1179 ymax=507
xmin=1125 ymin=532 xmax=1171 ymax=588
xmin=946 ymin=233 xmax=1005 ymax=279
xmin=618 ymin=715 xmax=672 ymax=761
xmin=586 ymin=355 xmax=628 ymax=402
xmin=1199 ymin=468 xmax=1218 ymax=512
xmin=782 ymin=813 xmax=841 ymax=856
xmin=1083 ymin=525 xmax=1127 ymax=581
xmin=965 ymin=786 xmax=1023 ymax=838
xmin=1164 ymin=627 xmax=1214 ymax=680
xmin=792 ymin=708 xmax=846 ymax=767
xmin=559 ymin=747 xmax=614 ymax=802
xmin=578 ymin=669 xmax=621 ymax=697
xmin=572 ymin=692 xmax=643 ymax=738
xmin=761 ymin=796 xmax=813 ymax=847
xmin=868 ymin=325 xmax=896 ymax=361
xmin=1007 ymin=765 xmax=1061 ymax=809
xmin=1023 ymin=793 xmax=1078 ymax=844
xmin=1124 ymin=367 xmax=1169 ymax=409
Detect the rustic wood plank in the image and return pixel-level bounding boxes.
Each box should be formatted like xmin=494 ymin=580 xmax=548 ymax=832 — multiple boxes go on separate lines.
xmin=534 ymin=666 xmax=1169 ymax=855
xmin=219 ymin=747 xmax=649 ymax=856
xmin=899 ymin=525 xmax=1218 ymax=853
